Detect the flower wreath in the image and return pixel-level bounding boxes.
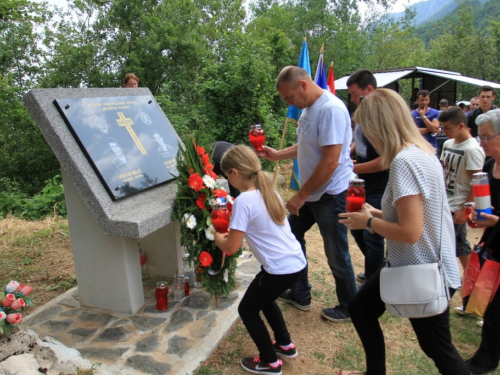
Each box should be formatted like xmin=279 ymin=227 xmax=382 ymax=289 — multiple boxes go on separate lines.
xmin=0 ymin=280 xmax=34 ymax=337
xmin=173 ymin=136 xmax=241 ymax=299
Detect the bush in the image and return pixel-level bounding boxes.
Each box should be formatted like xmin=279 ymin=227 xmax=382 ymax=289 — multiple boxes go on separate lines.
xmin=0 ymin=175 xmax=66 ymax=220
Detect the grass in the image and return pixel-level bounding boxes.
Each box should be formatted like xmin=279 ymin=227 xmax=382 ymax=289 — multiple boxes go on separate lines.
xmin=0 ymin=215 xmax=76 ymax=315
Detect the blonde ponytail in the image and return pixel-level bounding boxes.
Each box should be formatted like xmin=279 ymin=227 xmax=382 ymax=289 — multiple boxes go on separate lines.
xmin=220 ymin=145 xmax=286 ymax=225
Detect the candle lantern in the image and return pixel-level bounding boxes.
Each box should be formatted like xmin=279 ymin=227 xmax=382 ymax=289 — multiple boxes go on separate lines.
xmin=472 ymin=172 xmax=492 ymax=221
xmin=346 ymin=179 xmax=366 ymax=213
xmin=155 ymin=281 xmax=168 ymax=311
xmin=211 ymin=198 xmax=230 ymax=233
xmin=249 ymin=124 xmax=266 ymax=152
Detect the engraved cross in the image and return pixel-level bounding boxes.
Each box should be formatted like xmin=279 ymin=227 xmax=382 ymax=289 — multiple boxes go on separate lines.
xmin=116 ymin=112 xmax=147 ymax=155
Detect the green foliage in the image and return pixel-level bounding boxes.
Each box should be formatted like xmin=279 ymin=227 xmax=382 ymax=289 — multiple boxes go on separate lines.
xmin=0 ymin=175 xmax=66 ymax=220
xmin=197 ymin=31 xmax=276 ymax=146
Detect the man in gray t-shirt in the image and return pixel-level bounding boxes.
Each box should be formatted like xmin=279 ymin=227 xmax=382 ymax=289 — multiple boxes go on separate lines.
xmin=260 ymin=66 xmax=356 ymax=322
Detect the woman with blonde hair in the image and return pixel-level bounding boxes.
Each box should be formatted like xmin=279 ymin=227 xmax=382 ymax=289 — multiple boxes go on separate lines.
xmin=338 ymin=89 xmax=468 ymax=375
xmin=215 ymin=145 xmax=306 ymax=375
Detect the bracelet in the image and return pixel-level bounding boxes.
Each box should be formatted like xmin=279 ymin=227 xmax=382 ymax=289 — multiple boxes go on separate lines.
xmin=366 ymin=217 xmax=375 ymax=234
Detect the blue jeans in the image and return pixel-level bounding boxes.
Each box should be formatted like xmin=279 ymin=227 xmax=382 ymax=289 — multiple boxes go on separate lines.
xmin=350 ymin=193 xmax=386 ymax=279
xmin=288 ymin=192 xmax=357 ymax=309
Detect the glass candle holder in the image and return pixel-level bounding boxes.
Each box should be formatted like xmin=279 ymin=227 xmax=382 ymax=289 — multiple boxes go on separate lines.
xmin=464 ymin=202 xmax=478 ymax=228
xmin=472 ymin=172 xmax=492 ymax=221
xmin=155 ymin=281 xmax=168 ymax=311
xmin=174 ymin=274 xmax=185 ymax=302
xmin=211 ymin=201 xmax=230 ymax=233
xmin=249 ymin=124 xmax=266 ymax=152
xmin=138 ymin=243 xmax=148 ymax=280
xmin=184 ymin=277 xmax=191 ymax=297
xmin=345 ymin=179 xmax=366 ymax=213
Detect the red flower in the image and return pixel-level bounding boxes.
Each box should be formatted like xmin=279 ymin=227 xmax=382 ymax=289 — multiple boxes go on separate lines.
xmin=188 ymin=173 xmax=205 ymax=192
xmin=227 ymin=200 xmax=233 ymax=216
xmin=205 ymin=168 xmax=217 ymax=179
xmin=196 ymin=194 xmax=207 ymax=210
xmin=201 ymin=153 xmax=210 ymax=167
xmin=199 ymin=251 xmax=213 ymax=267
xmin=214 ymin=189 xmax=228 ymax=198
xmin=196 ymin=145 xmax=206 ymax=156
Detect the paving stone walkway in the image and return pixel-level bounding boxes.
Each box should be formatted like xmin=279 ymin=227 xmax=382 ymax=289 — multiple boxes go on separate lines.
xmin=22 ymin=256 xmax=259 ymax=375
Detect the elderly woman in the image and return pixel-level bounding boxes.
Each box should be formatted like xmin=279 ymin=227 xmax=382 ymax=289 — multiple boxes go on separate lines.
xmin=467 ymin=108 xmax=500 ymax=375
xmin=338 ymin=89 xmax=469 ymax=375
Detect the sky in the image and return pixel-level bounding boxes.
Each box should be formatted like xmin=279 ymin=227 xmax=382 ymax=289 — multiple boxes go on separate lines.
xmin=43 ymin=0 xmax=423 ymax=16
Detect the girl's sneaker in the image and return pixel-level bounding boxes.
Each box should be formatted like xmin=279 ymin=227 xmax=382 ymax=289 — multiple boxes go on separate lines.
xmin=241 ymin=357 xmax=282 ymax=375
xmin=273 ymin=341 xmax=298 ymax=358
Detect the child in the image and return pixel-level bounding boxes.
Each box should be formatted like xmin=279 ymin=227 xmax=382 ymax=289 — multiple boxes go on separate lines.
xmin=439 ymin=106 xmax=485 ymax=272
xmin=214 ymin=145 xmax=307 ymax=375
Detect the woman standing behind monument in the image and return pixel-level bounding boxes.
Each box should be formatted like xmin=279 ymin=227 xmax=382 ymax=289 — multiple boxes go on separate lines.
xmin=123 ymin=73 xmax=139 ymax=88
xmin=338 ymin=89 xmax=468 ymax=375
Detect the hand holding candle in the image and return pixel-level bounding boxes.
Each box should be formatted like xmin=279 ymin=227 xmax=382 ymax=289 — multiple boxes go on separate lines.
xmin=346 ymin=179 xmax=366 ymax=213
xmin=472 ymin=172 xmax=492 ymax=221
xmin=211 ymin=198 xmax=230 ymax=233
xmin=249 ymin=124 xmax=265 ymax=152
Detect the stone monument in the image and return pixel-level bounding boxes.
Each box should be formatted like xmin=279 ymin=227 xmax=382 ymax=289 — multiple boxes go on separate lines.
xmin=24 ymin=88 xmax=184 ymax=314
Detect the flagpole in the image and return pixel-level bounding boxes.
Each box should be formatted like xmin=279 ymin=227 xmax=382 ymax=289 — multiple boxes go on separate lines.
xmin=273 ymin=117 xmax=296 ymax=185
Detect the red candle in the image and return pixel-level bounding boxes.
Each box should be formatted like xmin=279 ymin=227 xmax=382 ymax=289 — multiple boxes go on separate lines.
xmin=249 ymin=124 xmax=266 ymax=152
xmin=346 ymin=179 xmax=366 ymax=213
xmin=211 ymin=206 xmax=230 ymax=233
xmin=184 ymin=277 xmax=191 ymax=297
xmin=464 ymin=202 xmax=478 ymax=229
xmin=155 ymin=281 xmax=168 ymax=311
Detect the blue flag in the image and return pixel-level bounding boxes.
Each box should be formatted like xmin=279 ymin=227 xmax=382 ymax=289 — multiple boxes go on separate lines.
xmin=314 ymin=51 xmax=327 ymax=90
xmin=287 ymin=40 xmax=311 ymax=191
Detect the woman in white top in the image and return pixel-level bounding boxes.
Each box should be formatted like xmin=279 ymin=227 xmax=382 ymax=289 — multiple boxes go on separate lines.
xmin=215 ymin=145 xmax=306 ymax=375
xmin=338 ymin=89 xmax=468 ymax=375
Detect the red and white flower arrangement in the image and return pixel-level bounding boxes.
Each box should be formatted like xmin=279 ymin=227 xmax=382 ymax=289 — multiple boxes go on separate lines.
xmin=0 ymin=280 xmax=34 ymax=336
xmin=173 ymin=136 xmax=242 ymax=298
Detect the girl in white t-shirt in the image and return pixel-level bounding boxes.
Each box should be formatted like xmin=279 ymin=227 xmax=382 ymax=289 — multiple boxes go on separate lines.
xmin=215 ymin=145 xmax=306 ymax=375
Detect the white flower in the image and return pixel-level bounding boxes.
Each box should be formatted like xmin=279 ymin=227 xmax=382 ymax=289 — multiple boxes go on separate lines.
xmin=205 ymin=224 xmax=216 ymax=241
xmin=202 ymin=175 xmax=216 ymax=189
xmin=185 ymin=215 xmax=197 ymax=230
xmin=5 ymin=280 xmax=20 ymax=293
xmin=223 ymin=268 xmax=229 ymax=283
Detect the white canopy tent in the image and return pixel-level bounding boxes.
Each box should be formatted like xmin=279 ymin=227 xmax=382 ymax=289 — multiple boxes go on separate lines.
xmin=335 ymin=66 xmax=500 ymax=91
xmin=334 ymin=66 xmax=500 ymax=112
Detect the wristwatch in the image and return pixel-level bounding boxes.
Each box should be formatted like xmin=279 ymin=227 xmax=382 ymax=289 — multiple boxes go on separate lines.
xmin=366 ymin=217 xmax=375 ymax=234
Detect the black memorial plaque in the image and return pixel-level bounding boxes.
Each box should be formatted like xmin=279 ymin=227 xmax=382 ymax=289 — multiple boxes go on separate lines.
xmin=54 ymin=96 xmax=179 ymax=201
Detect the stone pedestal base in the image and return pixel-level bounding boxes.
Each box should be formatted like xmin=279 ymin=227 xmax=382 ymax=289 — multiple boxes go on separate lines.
xmin=62 ymin=170 xmax=182 ymax=314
